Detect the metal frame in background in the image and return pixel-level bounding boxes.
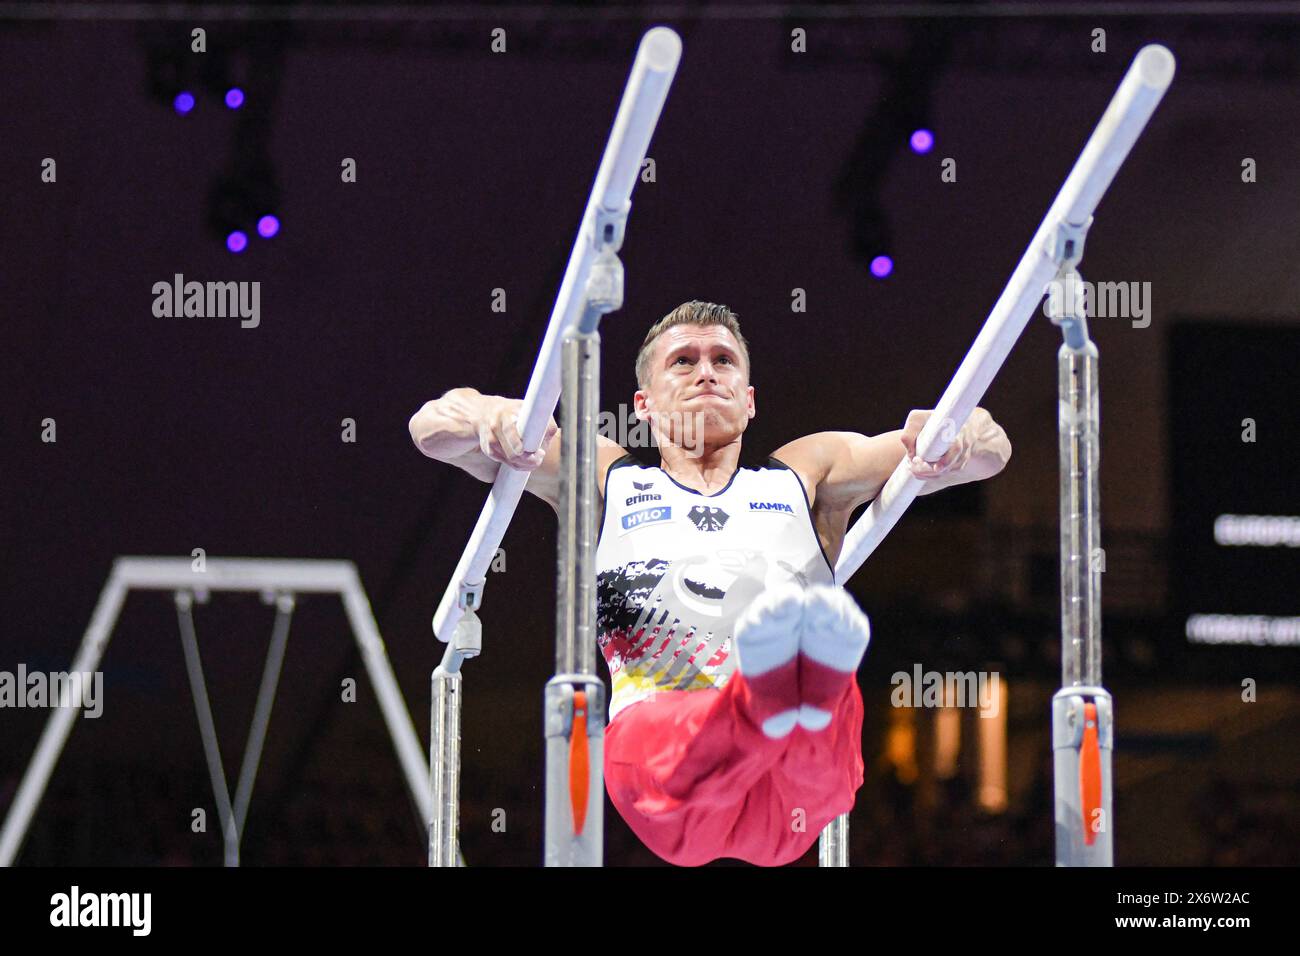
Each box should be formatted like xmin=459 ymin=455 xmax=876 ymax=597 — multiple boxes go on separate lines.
xmin=0 ymin=556 xmax=431 ymax=867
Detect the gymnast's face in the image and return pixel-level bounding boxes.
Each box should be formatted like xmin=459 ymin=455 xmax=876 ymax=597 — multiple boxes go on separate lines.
xmin=634 ymin=324 xmax=755 ymax=450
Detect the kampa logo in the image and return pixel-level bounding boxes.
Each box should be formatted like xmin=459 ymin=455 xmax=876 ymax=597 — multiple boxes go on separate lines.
xmin=687 ymin=506 xmax=729 ymax=532
xmin=621 ymin=506 xmax=672 ymax=532
xmin=749 ymin=501 xmax=794 ymax=514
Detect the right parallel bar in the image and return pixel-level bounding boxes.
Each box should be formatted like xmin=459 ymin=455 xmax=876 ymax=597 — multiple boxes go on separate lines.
xmin=832 ymin=45 xmax=1176 ymax=586
xmin=824 ymin=44 xmax=1175 ymax=869
xmin=1052 ymin=284 xmax=1113 ymax=866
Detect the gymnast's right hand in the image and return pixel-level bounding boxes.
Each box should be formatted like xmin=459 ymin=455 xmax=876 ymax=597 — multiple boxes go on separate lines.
xmin=478 ymin=398 xmax=558 ymax=471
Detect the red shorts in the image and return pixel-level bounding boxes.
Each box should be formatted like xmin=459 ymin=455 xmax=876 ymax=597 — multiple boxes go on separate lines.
xmin=604 ymin=670 xmax=864 ymax=866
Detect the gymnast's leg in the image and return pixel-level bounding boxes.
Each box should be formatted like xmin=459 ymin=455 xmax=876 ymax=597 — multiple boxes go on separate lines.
xmin=604 ymin=584 xmax=869 ymax=866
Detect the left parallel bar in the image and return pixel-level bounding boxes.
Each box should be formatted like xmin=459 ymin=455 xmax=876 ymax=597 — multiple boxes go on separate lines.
xmin=431 ymin=26 xmax=682 ymax=670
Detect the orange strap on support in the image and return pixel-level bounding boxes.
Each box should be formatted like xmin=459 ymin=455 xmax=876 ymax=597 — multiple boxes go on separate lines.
xmin=1079 ymin=701 xmax=1102 ymax=845
xmin=569 ymin=690 xmax=590 ymax=835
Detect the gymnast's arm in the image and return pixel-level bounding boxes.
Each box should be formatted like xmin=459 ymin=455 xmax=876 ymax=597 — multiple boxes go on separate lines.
xmin=407 ymin=386 xmax=626 ymax=513
xmin=772 ymin=407 xmax=1012 ymax=513
xmin=898 ymin=407 xmax=1012 ymax=496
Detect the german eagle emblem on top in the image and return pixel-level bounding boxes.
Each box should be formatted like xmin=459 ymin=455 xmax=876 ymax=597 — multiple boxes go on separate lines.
xmin=687 ymin=505 xmax=729 ymax=532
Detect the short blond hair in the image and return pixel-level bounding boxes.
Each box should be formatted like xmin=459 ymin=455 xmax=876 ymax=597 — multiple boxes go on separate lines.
xmin=635 ymin=300 xmax=751 ymax=388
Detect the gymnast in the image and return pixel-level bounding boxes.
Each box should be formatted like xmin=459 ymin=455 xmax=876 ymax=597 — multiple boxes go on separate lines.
xmin=409 ymin=299 xmax=1012 ymax=865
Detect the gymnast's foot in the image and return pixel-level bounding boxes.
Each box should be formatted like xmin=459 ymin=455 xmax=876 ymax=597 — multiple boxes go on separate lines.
xmin=732 ymin=582 xmax=804 ymax=739
xmin=796 ymin=584 xmax=870 ymax=732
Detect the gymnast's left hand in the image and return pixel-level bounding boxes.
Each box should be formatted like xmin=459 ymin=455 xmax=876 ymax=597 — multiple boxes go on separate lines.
xmin=898 ymin=408 xmax=977 ymax=479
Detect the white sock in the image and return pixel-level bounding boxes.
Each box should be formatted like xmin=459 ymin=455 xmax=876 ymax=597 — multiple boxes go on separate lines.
xmin=797 ymin=704 xmax=833 ymax=732
xmin=799 ymin=584 xmax=870 ymax=672
xmin=733 ymin=582 xmax=804 ymax=677
xmin=761 ymin=709 xmax=800 ymax=738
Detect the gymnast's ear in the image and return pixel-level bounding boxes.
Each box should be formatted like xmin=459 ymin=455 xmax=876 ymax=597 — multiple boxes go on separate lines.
xmin=632 ymin=389 xmax=651 ymax=421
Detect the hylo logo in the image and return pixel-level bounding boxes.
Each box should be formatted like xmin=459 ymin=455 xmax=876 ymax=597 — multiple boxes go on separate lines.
xmin=622 ymin=506 xmax=672 ymax=531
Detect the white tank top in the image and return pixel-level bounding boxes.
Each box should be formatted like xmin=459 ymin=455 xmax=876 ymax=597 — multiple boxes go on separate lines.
xmin=594 ymin=453 xmax=834 ymax=723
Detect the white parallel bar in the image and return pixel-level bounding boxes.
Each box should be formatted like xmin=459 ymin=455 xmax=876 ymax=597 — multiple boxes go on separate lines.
xmin=1 ymin=558 xmax=432 ymax=865
xmin=175 ymin=594 xmax=241 ymax=866
xmin=0 ymin=571 xmax=129 ymax=866
xmin=340 ymin=575 xmax=435 ymax=826
xmin=233 ymin=596 xmax=295 ymax=837
xmin=432 ymin=26 xmax=682 ymax=657
xmin=834 ymin=44 xmax=1175 ymax=585
xmin=114 ymin=556 xmax=359 ymax=593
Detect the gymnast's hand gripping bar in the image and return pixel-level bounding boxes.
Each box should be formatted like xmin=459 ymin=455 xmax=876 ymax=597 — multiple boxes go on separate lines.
xmin=833 ymin=44 xmax=1175 ymax=586
xmin=431 ymin=27 xmax=682 ymax=669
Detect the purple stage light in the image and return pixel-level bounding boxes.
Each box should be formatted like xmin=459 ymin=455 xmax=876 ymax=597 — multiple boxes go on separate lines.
xmin=226 ymin=231 xmax=249 ymax=253
xmin=870 ymin=255 xmax=893 ymax=279
xmin=256 ymin=215 xmax=280 ymax=239
xmin=225 ymin=88 xmax=245 ymax=109
xmin=173 ymin=92 xmax=196 ymax=115
xmin=910 ymin=129 xmax=934 ymax=154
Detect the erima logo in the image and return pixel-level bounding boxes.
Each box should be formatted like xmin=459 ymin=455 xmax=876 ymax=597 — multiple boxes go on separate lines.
xmin=622 ymin=506 xmax=671 ymax=531
xmin=749 ymin=501 xmax=794 ymax=514
xmin=688 ymin=506 xmax=729 ymax=532
xmin=633 ymin=480 xmax=654 ymax=491
xmin=625 ymin=492 xmax=662 ymax=506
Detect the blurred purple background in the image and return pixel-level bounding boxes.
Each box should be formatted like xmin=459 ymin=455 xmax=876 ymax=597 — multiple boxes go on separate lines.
xmin=1 ymin=5 xmax=1297 ymax=866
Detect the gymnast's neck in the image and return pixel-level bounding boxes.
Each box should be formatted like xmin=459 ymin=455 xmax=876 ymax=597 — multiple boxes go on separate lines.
xmin=655 ymin=433 xmax=743 ymax=495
